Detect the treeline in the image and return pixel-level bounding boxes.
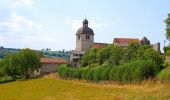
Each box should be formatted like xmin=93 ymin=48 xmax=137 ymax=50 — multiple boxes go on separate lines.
xmin=0 ymin=47 xmax=71 ymax=60
xmin=43 ymin=50 xmax=70 ymax=60
xmin=59 ymin=43 xmax=165 ymax=83
xmin=0 ymin=49 xmax=40 ymax=82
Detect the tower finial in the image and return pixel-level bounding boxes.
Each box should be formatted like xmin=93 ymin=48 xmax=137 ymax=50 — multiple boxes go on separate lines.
xmin=83 ymin=18 xmax=88 ymax=27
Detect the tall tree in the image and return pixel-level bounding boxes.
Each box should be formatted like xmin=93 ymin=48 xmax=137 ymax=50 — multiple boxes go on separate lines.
xmin=17 ymin=49 xmax=40 ymax=79
xmin=165 ymin=13 xmax=170 ymax=40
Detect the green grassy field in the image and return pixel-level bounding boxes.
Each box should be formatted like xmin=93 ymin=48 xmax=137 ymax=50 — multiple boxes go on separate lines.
xmin=0 ymin=76 xmax=170 ymax=100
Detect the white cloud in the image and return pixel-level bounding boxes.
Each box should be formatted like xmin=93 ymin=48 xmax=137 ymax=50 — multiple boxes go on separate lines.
xmin=65 ymin=17 xmax=81 ymax=32
xmin=19 ymin=0 xmax=33 ymax=6
xmin=65 ymin=15 xmax=108 ymax=32
xmin=0 ymin=12 xmax=42 ymax=35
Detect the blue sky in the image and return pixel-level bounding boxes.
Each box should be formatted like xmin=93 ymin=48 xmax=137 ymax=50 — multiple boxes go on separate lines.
xmin=0 ymin=0 xmax=170 ymax=51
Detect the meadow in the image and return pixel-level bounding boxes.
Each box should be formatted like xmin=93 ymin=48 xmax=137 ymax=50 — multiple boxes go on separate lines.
xmin=0 ymin=75 xmax=170 ymax=100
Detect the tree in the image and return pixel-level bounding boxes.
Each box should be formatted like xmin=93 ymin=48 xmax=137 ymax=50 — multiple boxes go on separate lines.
xmin=0 ymin=49 xmax=41 ymax=79
xmin=165 ymin=13 xmax=170 ymax=40
xmin=123 ymin=43 xmax=140 ymax=62
xmin=109 ymin=46 xmax=124 ymax=66
xmin=81 ymin=48 xmax=97 ymax=67
xmin=0 ymin=54 xmax=20 ymax=78
xmin=17 ymin=49 xmax=40 ymax=79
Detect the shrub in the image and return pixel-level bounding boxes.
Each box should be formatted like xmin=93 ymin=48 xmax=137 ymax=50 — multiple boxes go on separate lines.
xmin=100 ymin=67 xmax=110 ymax=80
xmin=58 ymin=59 xmax=162 ymax=83
xmin=93 ymin=67 xmax=101 ymax=82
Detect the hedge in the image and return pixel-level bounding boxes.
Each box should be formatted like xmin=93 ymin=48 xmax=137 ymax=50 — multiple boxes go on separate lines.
xmin=58 ymin=60 xmax=162 ymax=83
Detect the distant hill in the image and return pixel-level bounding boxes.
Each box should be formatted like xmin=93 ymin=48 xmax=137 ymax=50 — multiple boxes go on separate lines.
xmin=0 ymin=47 xmax=71 ymax=60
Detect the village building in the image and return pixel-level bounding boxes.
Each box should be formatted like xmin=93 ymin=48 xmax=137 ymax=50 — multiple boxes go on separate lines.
xmin=40 ymin=57 xmax=68 ymax=74
xmin=70 ymin=19 xmax=161 ymax=67
xmin=70 ymin=19 xmax=94 ymax=67
xmin=113 ymin=38 xmax=139 ymax=47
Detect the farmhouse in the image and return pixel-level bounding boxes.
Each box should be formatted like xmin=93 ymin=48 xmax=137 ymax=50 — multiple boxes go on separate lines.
xmin=70 ymin=19 xmax=160 ymax=67
xmin=40 ymin=57 xmax=68 ymax=74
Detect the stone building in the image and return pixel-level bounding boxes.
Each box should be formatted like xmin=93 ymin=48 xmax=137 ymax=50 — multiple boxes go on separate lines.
xmin=140 ymin=37 xmax=150 ymax=45
xmin=40 ymin=57 xmax=68 ymax=74
xmin=151 ymin=42 xmax=160 ymax=53
xmin=70 ymin=19 xmax=161 ymax=67
xmin=70 ymin=19 xmax=94 ymax=67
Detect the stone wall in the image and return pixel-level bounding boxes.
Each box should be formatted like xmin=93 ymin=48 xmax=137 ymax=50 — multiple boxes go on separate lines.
xmin=40 ymin=63 xmax=60 ymax=74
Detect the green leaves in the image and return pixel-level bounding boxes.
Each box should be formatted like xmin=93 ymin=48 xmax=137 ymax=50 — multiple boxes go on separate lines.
xmin=0 ymin=49 xmax=40 ymax=79
xmin=165 ymin=13 xmax=170 ymax=40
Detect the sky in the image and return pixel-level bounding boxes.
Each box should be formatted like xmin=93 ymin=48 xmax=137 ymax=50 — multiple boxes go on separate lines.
xmin=0 ymin=0 xmax=170 ymax=51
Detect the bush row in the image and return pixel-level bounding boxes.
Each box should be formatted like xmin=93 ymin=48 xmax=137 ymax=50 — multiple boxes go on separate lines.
xmin=59 ymin=60 xmax=161 ymax=83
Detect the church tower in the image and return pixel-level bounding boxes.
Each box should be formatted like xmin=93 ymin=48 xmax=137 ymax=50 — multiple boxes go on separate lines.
xmin=76 ymin=19 xmax=94 ymax=51
xmin=70 ymin=19 xmax=94 ymax=67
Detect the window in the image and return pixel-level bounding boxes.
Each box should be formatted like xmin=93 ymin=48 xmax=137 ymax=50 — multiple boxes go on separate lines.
xmin=86 ymin=35 xmax=90 ymax=39
xmin=77 ymin=35 xmax=80 ymax=40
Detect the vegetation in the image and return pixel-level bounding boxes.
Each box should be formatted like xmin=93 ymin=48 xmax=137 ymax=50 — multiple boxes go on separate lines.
xmin=165 ymin=13 xmax=170 ymax=40
xmin=0 ymin=77 xmax=170 ymax=100
xmin=0 ymin=49 xmax=40 ymax=80
xmin=0 ymin=76 xmax=15 ymax=84
xmin=59 ymin=43 xmax=164 ymax=83
xmin=0 ymin=47 xmax=71 ymax=60
xmin=59 ymin=60 xmax=160 ymax=83
xmin=157 ymin=66 xmax=170 ymax=83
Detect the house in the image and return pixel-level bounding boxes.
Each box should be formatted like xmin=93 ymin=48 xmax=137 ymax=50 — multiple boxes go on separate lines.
xmin=40 ymin=57 xmax=68 ymax=74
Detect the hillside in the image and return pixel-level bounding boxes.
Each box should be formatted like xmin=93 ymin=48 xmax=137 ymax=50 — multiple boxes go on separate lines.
xmin=157 ymin=66 xmax=170 ymax=83
xmin=0 ymin=75 xmax=170 ymax=100
xmin=0 ymin=48 xmax=70 ymax=60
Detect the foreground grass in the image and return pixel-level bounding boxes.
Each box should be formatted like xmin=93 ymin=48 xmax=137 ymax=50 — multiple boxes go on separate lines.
xmin=0 ymin=77 xmax=170 ymax=100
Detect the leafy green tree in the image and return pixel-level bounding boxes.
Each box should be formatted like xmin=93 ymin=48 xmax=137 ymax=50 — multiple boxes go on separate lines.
xmin=123 ymin=43 xmax=140 ymax=62
xmin=109 ymin=46 xmax=124 ymax=66
xmin=17 ymin=49 xmax=40 ymax=79
xmin=165 ymin=13 xmax=170 ymax=40
xmin=0 ymin=54 xmax=20 ymax=79
xmin=81 ymin=48 xmax=97 ymax=67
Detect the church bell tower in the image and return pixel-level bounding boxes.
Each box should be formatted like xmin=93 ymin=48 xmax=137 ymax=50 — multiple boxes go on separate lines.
xmin=76 ymin=19 xmax=94 ymax=51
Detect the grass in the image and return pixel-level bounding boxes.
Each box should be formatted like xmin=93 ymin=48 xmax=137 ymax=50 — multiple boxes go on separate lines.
xmin=0 ymin=75 xmax=170 ymax=100
xmin=157 ymin=66 xmax=170 ymax=83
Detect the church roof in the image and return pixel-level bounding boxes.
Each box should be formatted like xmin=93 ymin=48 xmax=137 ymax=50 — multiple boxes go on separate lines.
xmin=76 ymin=19 xmax=94 ymax=35
xmin=91 ymin=43 xmax=108 ymax=49
xmin=113 ymin=38 xmax=139 ymax=43
xmin=40 ymin=57 xmax=68 ymax=64
xmin=76 ymin=27 xmax=94 ymax=35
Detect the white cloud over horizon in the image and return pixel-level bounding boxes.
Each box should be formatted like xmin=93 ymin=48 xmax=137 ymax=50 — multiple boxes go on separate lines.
xmin=0 ymin=12 xmax=57 ymax=50
xmin=0 ymin=12 xmax=42 ymax=36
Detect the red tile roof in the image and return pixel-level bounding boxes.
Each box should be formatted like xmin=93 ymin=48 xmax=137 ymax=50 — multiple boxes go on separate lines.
xmin=91 ymin=43 xmax=108 ymax=49
xmin=40 ymin=57 xmax=68 ymax=64
xmin=113 ymin=38 xmax=139 ymax=43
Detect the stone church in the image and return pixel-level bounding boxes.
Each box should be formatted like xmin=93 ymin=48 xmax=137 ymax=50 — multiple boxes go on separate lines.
xmin=70 ymin=19 xmax=94 ymax=67
xmin=70 ymin=19 xmax=160 ymax=67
